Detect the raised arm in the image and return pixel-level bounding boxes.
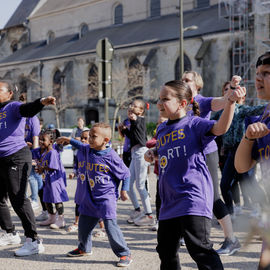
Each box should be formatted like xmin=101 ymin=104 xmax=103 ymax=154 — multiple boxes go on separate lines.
xmin=211 ymin=75 xmax=242 ymax=112
xmin=235 ymin=122 xmax=270 ymax=173
xmin=211 ymin=86 xmax=246 ymax=136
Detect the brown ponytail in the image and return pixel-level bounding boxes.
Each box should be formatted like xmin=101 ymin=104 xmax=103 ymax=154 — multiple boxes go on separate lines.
xmin=192 ymin=100 xmax=200 ymax=116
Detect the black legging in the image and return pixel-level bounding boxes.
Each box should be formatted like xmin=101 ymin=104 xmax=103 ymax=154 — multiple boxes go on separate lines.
xmin=206 ymin=151 xmax=229 ymax=220
xmin=45 ymin=202 xmax=64 ymax=215
xmin=0 ymin=146 xmax=37 ymax=239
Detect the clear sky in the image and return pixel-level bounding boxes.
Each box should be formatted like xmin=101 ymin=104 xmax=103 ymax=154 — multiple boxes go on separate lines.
xmin=0 ymin=0 xmax=22 ymax=29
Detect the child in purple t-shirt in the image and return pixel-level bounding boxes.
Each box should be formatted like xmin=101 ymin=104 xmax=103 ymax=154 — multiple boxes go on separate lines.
xmin=33 ymin=129 xmax=69 ymax=230
xmin=235 ymin=51 xmax=270 ymax=269
xmin=145 ymin=80 xmax=246 ymax=270
xmin=57 ymin=122 xmax=132 ymax=267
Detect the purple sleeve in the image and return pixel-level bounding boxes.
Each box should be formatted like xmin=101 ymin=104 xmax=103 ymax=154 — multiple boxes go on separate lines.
xmin=110 ymin=150 xmax=131 ymax=181
xmin=194 ymin=95 xmax=213 ymax=119
xmin=192 ymin=117 xmax=216 ymax=147
xmin=47 ymin=150 xmax=60 ymax=170
xmin=31 ymin=116 xmax=41 ymax=137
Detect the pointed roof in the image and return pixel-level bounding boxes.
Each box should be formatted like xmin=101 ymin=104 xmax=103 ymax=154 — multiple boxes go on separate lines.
xmin=4 ymin=0 xmax=40 ymax=29
xmin=0 ymin=4 xmax=229 ymax=66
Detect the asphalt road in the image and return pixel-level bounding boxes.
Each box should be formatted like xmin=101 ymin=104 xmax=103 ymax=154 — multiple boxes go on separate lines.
xmin=0 ymin=168 xmax=261 ymax=270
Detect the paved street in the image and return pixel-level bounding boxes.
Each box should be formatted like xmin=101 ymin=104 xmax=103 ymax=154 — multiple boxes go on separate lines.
xmin=0 ymin=167 xmax=261 ymax=270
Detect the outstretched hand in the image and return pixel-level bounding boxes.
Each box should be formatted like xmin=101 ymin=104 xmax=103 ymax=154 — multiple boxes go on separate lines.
xmin=230 ymin=75 xmax=242 ymax=88
xmin=41 ymin=96 xmax=56 ymax=106
xmin=56 ymin=136 xmax=70 ymax=145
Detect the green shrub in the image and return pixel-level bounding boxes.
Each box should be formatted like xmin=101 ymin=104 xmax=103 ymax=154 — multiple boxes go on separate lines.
xmin=146 ymin=122 xmax=157 ymax=137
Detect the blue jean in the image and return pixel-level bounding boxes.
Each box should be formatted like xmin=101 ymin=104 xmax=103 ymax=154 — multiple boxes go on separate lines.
xmin=29 ymin=166 xmax=43 ymax=202
xmin=128 ymin=145 xmax=152 ymax=214
xmin=78 ymin=214 xmax=130 ymax=257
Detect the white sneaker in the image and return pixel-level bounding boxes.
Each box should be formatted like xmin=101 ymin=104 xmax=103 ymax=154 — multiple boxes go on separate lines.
xmin=15 ymin=238 xmax=45 ymax=256
xmin=127 ymin=210 xmax=143 ymax=224
xmin=151 ymin=221 xmax=158 ymax=231
xmin=36 ymin=210 xmax=49 ymax=221
xmin=134 ymin=215 xmax=156 ymax=226
xmin=0 ymin=232 xmax=21 ymax=246
xmin=50 ymin=215 xmax=66 ymax=229
xmin=31 ymin=201 xmax=39 ymax=211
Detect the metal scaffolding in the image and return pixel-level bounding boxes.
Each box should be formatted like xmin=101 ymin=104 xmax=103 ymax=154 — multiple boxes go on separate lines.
xmin=219 ymin=0 xmax=270 ymax=104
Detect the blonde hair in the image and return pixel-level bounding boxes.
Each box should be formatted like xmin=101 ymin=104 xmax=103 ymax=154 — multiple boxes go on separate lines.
xmin=92 ymin=122 xmax=112 ymax=140
xmin=182 ymin=71 xmax=204 ymax=92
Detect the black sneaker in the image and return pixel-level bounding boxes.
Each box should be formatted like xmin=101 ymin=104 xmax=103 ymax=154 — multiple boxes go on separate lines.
xmin=67 ymin=248 xmax=92 ymax=257
xmin=117 ymin=255 xmax=132 ymax=267
xmin=216 ymin=237 xmax=241 ymax=256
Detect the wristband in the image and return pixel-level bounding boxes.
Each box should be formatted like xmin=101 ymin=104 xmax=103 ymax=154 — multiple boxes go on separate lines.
xmin=230 ymin=85 xmax=236 ymax=90
xmin=244 ymin=135 xmax=256 ymax=141
xmin=227 ymin=96 xmax=236 ymax=104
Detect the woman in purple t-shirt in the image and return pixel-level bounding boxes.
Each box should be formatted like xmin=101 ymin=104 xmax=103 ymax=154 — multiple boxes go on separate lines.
xmin=145 ymin=80 xmax=245 ymax=270
xmin=182 ymin=71 xmax=241 ymax=255
xmin=0 ymin=80 xmax=55 ymax=256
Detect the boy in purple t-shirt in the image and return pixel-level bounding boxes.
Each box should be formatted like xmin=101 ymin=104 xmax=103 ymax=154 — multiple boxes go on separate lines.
xmin=57 ymin=122 xmax=132 ymax=267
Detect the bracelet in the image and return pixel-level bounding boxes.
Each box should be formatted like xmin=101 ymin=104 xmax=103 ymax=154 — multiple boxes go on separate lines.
xmin=230 ymin=85 xmax=236 ymax=90
xmin=227 ymin=96 xmax=236 ymax=104
xmin=244 ymin=135 xmax=256 ymax=141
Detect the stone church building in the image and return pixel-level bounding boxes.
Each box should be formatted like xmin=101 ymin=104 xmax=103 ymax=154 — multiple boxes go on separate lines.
xmin=0 ymin=0 xmax=264 ymax=128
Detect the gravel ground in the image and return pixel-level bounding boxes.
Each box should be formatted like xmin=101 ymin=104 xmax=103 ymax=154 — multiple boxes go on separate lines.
xmin=0 ymin=167 xmax=261 ymax=270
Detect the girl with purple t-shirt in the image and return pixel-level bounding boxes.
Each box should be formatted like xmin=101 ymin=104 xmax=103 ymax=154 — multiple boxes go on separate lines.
xmin=33 ymin=129 xmax=69 ymax=230
xmin=235 ymin=52 xmax=270 ymax=270
xmin=145 ymin=80 xmax=245 ymax=270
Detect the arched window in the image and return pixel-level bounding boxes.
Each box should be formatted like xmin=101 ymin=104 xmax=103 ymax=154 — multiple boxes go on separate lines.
xmin=114 ymin=4 xmax=123 ymax=25
xmin=197 ymin=0 xmax=209 ymax=9
xmin=88 ymin=64 xmax=98 ymax=99
xmin=53 ymin=69 xmax=62 ymax=100
xmin=11 ymin=40 xmax=18 ymax=52
xmin=150 ymin=0 xmax=160 ymax=18
xmin=128 ymin=57 xmax=143 ymax=97
xmin=80 ymin=24 xmax=89 ymax=38
xmin=47 ymin=31 xmax=55 ymax=44
xmin=174 ymin=55 xmax=192 ymax=80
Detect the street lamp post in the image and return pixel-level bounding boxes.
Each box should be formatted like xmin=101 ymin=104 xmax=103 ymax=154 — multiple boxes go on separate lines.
xmin=179 ymin=0 xmax=184 ymax=77
xmin=179 ymin=0 xmax=198 ymax=78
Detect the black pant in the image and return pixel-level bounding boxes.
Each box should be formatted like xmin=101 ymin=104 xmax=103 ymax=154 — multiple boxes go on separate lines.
xmin=157 ymin=215 xmax=223 ymax=270
xmin=0 ymin=146 xmax=37 ymax=239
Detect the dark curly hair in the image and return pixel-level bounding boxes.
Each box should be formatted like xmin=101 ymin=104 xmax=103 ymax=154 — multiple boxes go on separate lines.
xmin=39 ymin=129 xmax=57 ymax=142
xmin=164 ymin=80 xmax=200 ymax=116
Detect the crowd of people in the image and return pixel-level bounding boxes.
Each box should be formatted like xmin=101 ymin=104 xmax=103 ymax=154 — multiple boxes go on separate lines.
xmin=0 ymin=52 xmax=270 ymax=269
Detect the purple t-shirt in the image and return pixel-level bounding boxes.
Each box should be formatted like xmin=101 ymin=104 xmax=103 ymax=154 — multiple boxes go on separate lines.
xmin=156 ymin=116 xmax=216 ymax=220
xmin=0 ymin=101 xmax=27 ymax=157
xmin=187 ymin=94 xmax=217 ymax=155
xmin=32 ymin=147 xmax=69 ymax=203
xmin=123 ymin=118 xmax=131 ymax=152
xmin=74 ymin=145 xmax=130 ymax=219
xmin=25 ymin=116 xmax=40 ymax=144
xmin=251 ymin=105 xmax=270 ymax=179
xmin=74 ymin=148 xmax=88 ymax=205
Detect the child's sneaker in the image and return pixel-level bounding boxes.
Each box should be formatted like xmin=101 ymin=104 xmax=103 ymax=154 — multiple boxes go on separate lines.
xmin=36 ymin=210 xmax=48 ymax=221
xmin=0 ymin=231 xmax=21 ymax=246
xmin=134 ymin=215 xmax=155 ymax=226
xmin=127 ymin=210 xmax=143 ymax=224
xmin=117 ymin=255 xmax=132 ymax=267
xmin=50 ymin=215 xmax=66 ymax=229
xmin=93 ymin=229 xmax=106 ymax=238
xmin=151 ymin=221 xmax=158 ymax=231
xmin=66 ymin=223 xmax=78 ymax=233
xmin=67 ymin=248 xmax=92 ymax=257
xmin=15 ymin=238 xmax=45 ymax=256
